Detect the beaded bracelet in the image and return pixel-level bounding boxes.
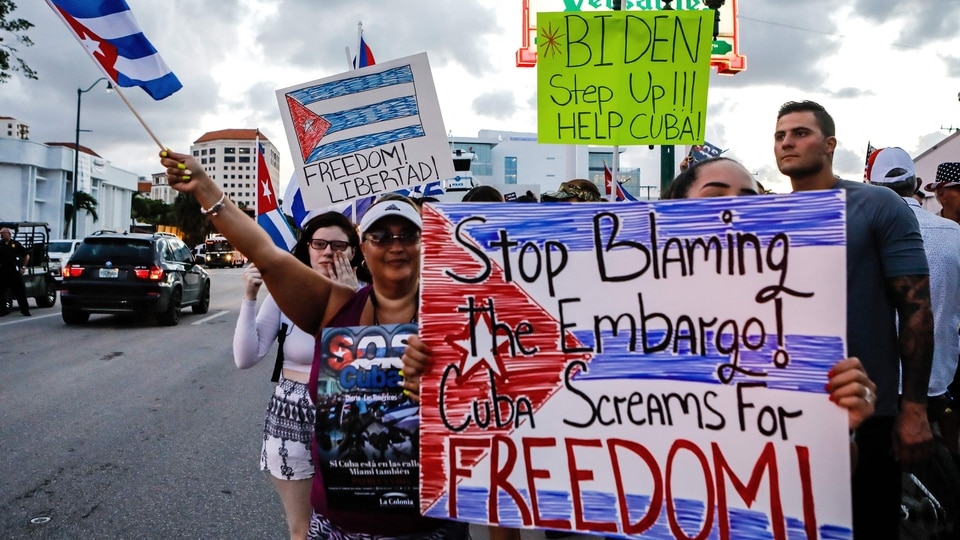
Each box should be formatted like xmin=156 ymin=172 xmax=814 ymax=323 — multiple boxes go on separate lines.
xmin=200 ymin=193 xmax=227 ymax=217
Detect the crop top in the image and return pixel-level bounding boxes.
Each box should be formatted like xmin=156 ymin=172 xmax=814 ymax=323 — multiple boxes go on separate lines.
xmin=233 ymin=295 xmax=315 ymax=374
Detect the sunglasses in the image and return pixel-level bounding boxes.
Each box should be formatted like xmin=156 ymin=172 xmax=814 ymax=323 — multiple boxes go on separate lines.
xmin=365 ymin=230 xmax=421 ymax=247
xmin=308 ymin=239 xmax=351 ymax=252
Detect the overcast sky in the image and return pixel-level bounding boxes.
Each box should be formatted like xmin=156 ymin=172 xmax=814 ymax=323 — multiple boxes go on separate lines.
xmin=5 ymin=0 xmax=960 ymax=193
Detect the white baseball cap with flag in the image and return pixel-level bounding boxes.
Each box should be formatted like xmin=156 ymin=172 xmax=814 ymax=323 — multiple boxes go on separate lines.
xmin=359 ymin=200 xmax=422 ymax=236
xmin=865 ymin=147 xmax=916 ymax=188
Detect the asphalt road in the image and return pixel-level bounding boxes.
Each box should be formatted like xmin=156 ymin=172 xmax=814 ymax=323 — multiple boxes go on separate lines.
xmin=0 ymin=267 xmax=601 ymax=540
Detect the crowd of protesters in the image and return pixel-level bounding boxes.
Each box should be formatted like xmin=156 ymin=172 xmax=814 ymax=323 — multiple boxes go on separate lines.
xmin=160 ymin=99 xmax=960 ymax=540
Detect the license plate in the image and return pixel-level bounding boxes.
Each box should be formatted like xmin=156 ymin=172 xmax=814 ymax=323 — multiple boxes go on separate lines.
xmin=99 ymin=268 xmax=119 ymax=278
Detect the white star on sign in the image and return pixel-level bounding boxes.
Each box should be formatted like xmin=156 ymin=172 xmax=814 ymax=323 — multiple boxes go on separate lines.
xmin=451 ymin=310 xmax=509 ymax=380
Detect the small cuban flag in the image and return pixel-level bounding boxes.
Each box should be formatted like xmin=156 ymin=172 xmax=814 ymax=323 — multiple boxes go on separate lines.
xmin=256 ymin=140 xmax=297 ymax=251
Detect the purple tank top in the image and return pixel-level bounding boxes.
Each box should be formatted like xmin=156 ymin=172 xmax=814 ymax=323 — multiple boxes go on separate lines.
xmin=308 ymin=285 xmax=449 ymax=536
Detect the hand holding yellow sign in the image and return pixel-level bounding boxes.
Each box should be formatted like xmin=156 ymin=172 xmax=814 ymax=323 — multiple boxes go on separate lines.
xmin=537 ymin=10 xmax=713 ymax=146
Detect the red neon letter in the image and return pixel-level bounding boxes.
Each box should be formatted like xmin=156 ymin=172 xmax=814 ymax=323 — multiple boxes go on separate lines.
xmin=712 ymin=441 xmax=784 ymax=540
xmin=666 ymin=439 xmax=715 ymax=540
xmin=449 ymin=437 xmax=488 ymax=519
xmin=608 ymin=438 xmax=663 ymax=535
xmin=522 ymin=437 xmax=569 ymax=531
xmin=565 ymin=438 xmax=618 ymax=533
xmin=491 ymin=435 xmax=531 ymax=526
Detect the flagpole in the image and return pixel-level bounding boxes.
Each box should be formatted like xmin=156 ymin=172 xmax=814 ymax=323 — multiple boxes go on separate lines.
xmin=255 ymin=129 xmax=261 ymax=217
xmin=349 ymin=20 xmax=364 ymax=220
xmin=612 ymin=145 xmax=620 ymax=202
xmin=111 ymin=85 xmax=165 ymax=149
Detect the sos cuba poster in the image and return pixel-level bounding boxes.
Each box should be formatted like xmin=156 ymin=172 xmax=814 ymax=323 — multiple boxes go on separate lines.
xmin=316 ymin=323 xmax=420 ymax=512
xmin=418 ymin=193 xmax=853 ymax=538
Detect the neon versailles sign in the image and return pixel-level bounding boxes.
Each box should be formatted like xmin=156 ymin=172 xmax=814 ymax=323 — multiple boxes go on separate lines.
xmin=517 ymin=0 xmax=746 ymax=74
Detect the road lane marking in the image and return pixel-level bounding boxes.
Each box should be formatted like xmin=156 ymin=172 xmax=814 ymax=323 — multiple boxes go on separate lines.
xmin=0 ymin=312 xmax=60 ymax=326
xmin=192 ymin=310 xmax=230 ymax=325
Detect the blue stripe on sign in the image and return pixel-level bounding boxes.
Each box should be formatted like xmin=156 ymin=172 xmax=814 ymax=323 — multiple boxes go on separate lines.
xmin=109 ymin=32 xmax=158 ymax=59
xmin=306 ymin=125 xmax=425 ymax=163
xmin=52 ymin=0 xmax=130 ymax=18
xmin=288 ymin=66 xmax=415 ymax=105
xmin=322 ymin=96 xmax=420 ymax=136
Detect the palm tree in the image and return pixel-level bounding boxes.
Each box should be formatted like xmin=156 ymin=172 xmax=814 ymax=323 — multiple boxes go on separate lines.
xmin=63 ymin=191 xmax=99 ymax=237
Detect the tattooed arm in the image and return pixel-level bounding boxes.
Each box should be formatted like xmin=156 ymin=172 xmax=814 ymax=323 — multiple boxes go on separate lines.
xmin=887 ymin=274 xmax=934 ymax=466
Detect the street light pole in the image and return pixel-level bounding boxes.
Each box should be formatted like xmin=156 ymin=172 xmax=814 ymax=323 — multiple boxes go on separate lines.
xmin=72 ymin=77 xmax=111 ymax=239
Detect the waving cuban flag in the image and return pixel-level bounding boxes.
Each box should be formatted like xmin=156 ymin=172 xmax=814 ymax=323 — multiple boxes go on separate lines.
xmin=47 ymin=0 xmax=182 ymax=100
xmin=257 ymin=143 xmax=297 ymax=251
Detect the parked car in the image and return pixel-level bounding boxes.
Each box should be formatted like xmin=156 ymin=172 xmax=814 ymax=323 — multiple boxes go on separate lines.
xmin=0 ymin=221 xmax=58 ymax=310
xmin=48 ymin=239 xmax=83 ymax=282
xmin=60 ymin=231 xmax=211 ymax=326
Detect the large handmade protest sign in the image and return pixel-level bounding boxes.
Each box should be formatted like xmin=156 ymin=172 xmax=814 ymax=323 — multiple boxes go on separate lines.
xmin=277 ymin=53 xmax=454 ymax=208
xmin=537 ymin=10 xmax=713 ymax=145
xmin=419 ymin=191 xmax=852 ymax=538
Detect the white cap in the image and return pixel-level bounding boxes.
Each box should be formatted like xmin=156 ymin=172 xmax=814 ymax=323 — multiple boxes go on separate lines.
xmin=358 ymin=200 xmax=422 ymax=235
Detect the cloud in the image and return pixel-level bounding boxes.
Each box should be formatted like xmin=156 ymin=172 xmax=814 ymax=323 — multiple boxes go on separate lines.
xmin=833 ymin=146 xmax=866 ymax=179
xmin=854 ymin=0 xmax=960 ymax=48
xmin=942 ymin=56 xmax=960 ymax=78
xmin=912 ymin=131 xmax=951 ymax=157
xmin=711 ymin=1 xmax=843 ymax=90
xmin=472 ymin=91 xmax=517 ymax=120
xmin=824 ymin=87 xmax=874 ymax=99
xmin=256 ymin=0 xmax=500 ymax=77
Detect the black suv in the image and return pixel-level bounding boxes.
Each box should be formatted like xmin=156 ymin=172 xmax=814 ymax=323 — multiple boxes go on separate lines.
xmin=60 ymin=232 xmax=211 ymax=326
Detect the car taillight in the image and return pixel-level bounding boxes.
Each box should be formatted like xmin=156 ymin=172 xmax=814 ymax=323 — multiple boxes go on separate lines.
xmin=134 ymin=266 xmax=164 ymax=281
xmin=63 ymin=264 xmax=84 ymax=278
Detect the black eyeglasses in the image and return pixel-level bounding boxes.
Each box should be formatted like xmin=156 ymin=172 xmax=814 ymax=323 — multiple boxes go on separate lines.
xmin=308 ymin=239 xmax=351 ymax=252
xmin=365 ymin=230 xmax=421 ymax=246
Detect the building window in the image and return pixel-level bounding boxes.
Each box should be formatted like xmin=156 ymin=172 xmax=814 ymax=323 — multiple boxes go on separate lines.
xmin=209 ymin=148 xmax=215 ymax=154
xmin=224 ymin=147 xmax=236 ymax=154
xmin=201 ymin=149 xmax=207 ymax=155
xmin=224 ymin=156 xmax=236 ymax=163
xmin=192 ymin=150 xmax=199 ymax=156
xmin=209 ymin=157 xmax=215 ymax=163
xmin=239 ymin=156 xmax=250 ymax=163
xmin=504 ymin=157 xmax=517 ymax=185
xmin=239 ymin=147 xmax=251 ymax=154
xmin=201 ymin=158 xmax=207 ymax=164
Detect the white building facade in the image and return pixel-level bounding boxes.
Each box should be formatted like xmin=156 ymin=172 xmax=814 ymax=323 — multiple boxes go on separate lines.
xmin=0 ymin=133 xmax=138 ymax=238
xmin=449 ymin=130 xmax=648 ymax=199
xmin=190 ymin=129 xmax=280 ymax=212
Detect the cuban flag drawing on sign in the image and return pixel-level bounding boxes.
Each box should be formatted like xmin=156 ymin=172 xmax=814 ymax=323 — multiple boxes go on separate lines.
xmin=46 ymin=0 xmax=182 ymax=100
xmin=284 ymin=65 xmax=424 ymax=164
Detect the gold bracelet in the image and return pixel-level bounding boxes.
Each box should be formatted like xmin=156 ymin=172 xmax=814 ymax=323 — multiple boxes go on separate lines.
xmin=200 ymin=193 xmax=227 ymax=216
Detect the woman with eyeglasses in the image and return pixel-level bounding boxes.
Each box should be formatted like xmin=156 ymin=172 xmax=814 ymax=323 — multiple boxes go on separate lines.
xmin=159 ymin=149 xmax=468 ymax=540
xmin=233 ymin=211 xmax=359 ymax=540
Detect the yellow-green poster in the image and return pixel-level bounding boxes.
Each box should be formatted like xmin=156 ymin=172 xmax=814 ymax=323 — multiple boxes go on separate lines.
xmin=537 ymin=10 xmax=713 ymax=145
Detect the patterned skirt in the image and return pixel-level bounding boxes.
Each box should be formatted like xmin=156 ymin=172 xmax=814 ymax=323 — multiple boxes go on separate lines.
xmin=260 ymin=375 xmax=316 ymax=481
xmin=306 ymin=512 xmax=470 ymax=540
